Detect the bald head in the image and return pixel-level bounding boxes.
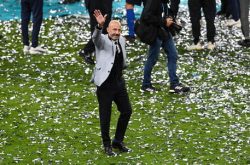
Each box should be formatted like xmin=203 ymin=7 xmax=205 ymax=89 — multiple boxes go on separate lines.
xmin=108 ymin=20 xmax=121 ymax=28
xmin=107 ymin=20 xmax=121 ymax=40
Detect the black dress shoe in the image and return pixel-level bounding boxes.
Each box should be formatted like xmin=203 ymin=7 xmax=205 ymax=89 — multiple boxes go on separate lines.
xmin=79 ymin=50 xmax=95 ymax=65
xmin=104 ymin=146 xmax=116 ymax=156
xmin=112 ymin=142 xmax=131 ymax=153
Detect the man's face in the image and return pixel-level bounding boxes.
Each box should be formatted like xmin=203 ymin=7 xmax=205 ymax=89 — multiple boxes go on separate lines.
xmin=107 ymin=21 xmax=121 ymax=40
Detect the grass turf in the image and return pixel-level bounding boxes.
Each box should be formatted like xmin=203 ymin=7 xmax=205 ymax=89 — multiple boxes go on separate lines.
xmin=0 ymin=15 xmax=249 ymax=164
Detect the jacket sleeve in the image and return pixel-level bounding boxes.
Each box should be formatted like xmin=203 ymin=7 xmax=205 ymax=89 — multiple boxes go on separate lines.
xmin=141 ymin=0 xmax=162 ymax=26
xmin=169 ymin=0 xmax=180 ymax=18
xmin=92 ymin=26 xmax=104 ymax=49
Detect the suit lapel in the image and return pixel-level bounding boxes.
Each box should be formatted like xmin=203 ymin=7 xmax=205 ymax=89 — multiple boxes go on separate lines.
xmin=119 ymin=37 xmax=126 ymax=67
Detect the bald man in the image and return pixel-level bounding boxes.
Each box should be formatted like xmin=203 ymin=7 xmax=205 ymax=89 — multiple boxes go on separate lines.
xmin=91 ymin=10 xmax=132 ymax=156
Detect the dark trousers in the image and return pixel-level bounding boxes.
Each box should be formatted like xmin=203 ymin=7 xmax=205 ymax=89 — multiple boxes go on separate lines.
xmin=21 ymin=0 xmax=43 ymax=47
xmin=220 ymin=0 xmax=228 ymax=13
xmin=188 ymin=0 xmax=216 ymax=43
xmin=96 ymin=81 xmax=132 ymax=147
xmin=240 ymin=0 xmax=250 ymax=39
xmin=228 ymin=0 xmax=240 ymax=21
xmin=82 ymin=10 xmax=112 ymax=54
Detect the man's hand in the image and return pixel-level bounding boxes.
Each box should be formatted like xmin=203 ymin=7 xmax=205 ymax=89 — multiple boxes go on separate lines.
xmin=165 ymin=17 xmax=174 ymax=27
xmin=93 ymin=10 xmax=107 ymax=28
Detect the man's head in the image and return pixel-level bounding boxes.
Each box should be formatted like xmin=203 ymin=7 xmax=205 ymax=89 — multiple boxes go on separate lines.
xmin=107 ymin=20 xmax=121 ymax=40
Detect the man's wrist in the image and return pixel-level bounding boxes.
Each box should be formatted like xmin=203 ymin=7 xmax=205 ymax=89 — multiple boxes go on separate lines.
xmin=97 ymin=24 xmax=103 ymax=29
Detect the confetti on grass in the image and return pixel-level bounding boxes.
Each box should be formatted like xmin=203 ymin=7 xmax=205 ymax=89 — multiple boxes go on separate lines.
xmin=0 ymin=9 xmax=249 ymax=164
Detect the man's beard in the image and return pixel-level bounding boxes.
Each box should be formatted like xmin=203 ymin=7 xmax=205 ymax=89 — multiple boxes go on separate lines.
xmin=110 ymin=34 xmax=120 ymax=40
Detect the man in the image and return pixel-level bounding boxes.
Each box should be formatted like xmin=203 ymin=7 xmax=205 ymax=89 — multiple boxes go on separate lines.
xmin=91 ymin=10 xmax=132 ymax=156
xmin=125 ymin=0 xmax=146 ymax=42
xmin=187 ymin=0 xmax=216 ymax=50
xmin=79 ymin=0 xmax=113 ymax=65
xmin=238 ymin=0 xmax=250 ymax=47
xmin=140 ymin=0 xmax=190 ymax=93
xmin=21 ymin=0 xmax=48 ymax=54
